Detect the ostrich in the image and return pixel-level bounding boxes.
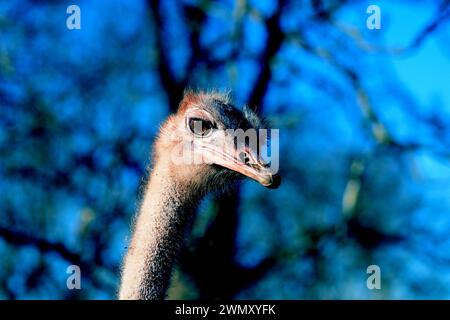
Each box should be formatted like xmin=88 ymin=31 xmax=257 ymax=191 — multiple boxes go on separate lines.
xmin=119 ymin=90 xmax=280 ymax=300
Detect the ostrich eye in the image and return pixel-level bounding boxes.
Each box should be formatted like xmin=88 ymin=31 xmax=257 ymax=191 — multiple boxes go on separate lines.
xmin=188 ymin=118 xmax=213 ymax=136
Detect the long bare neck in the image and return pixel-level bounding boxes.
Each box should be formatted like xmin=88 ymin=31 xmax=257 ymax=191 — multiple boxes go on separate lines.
xmin=119 ymin=162 xmax=201 ymax=300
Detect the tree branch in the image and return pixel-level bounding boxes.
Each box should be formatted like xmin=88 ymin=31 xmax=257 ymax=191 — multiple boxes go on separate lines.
xmin=0 ymin=225 xmax=83 ymax=266
xmin=247 ymin=0 xmax=286 ymax=110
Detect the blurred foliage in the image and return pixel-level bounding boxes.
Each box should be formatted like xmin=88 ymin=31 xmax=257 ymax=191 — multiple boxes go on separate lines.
xmin=0 ymin=0 xmax=450 ymax=299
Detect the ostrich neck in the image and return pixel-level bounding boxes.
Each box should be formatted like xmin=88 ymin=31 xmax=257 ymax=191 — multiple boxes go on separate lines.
xmin=119 ymin=161 xmax=201 ymax=300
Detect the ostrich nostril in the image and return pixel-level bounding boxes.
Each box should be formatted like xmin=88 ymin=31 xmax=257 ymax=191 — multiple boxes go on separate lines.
xmin=239 ymin=151 xmax=250 ymax=165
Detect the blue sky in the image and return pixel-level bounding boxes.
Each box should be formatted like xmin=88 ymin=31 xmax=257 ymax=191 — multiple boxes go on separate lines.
xmin=336 ymin=1 xmax=449 ymax=111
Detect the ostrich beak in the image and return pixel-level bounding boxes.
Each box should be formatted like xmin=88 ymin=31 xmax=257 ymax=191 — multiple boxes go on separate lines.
xmin=198 ymin=140 xmax=281 ymax=189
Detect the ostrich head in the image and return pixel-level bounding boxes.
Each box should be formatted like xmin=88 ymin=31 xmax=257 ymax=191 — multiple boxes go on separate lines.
xmin=154 ymin=90 xmax=281 ymax=193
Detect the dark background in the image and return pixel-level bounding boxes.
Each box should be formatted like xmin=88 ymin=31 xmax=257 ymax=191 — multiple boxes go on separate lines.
xmin=1 ymin=0 xmax=450 ymax=299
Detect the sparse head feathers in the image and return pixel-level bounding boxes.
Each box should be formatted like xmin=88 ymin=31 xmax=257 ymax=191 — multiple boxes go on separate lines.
xmin=156 ymin=90 xmax=265 ymax=147
xmin=179 ymin=89 xmax=230 ymax=112
xmin=176 ymin=89 xmax=265 ymax=130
